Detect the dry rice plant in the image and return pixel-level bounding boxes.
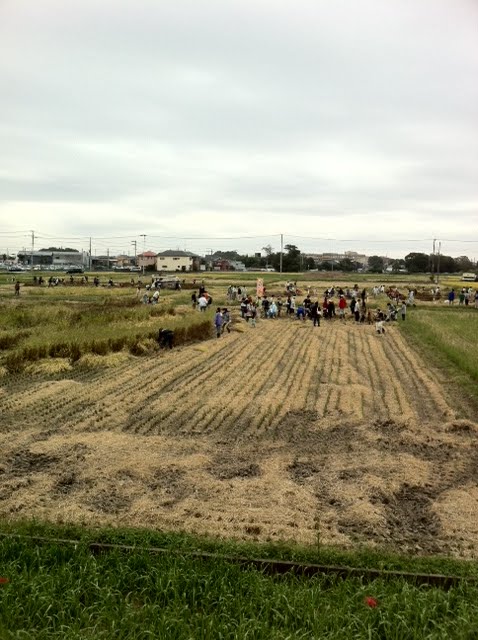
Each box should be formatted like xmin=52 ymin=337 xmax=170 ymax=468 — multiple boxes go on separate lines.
xmin=1 ymin=318 xmax=477 ymax=557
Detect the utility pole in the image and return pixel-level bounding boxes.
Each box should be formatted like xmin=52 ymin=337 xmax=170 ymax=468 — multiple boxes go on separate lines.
xmin=30 ymin=230 xmax=35 ymax=271
xmin=107 ymin=248 xmax=110 ymax=271
xmin=279 ymin=233 xmax=283 ymax=273
xmin=89 ymin=237 xmax=92 ymax=271
xmin=436 ymin=241 xmax=441 ymax=284
xmin=140 ymin=234 xmax=146 ymax=275
xmin=131 ymin=240 xmax=137 ymax=267
xmin=431 ymin=239 xmax=436 ymax=279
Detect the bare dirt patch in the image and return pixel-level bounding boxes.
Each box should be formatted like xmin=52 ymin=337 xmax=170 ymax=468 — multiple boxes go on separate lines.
xmin=208 ymin=453 xmax=262 ymax=480
xmin=1 ymin=320 xmax=477 ymax=557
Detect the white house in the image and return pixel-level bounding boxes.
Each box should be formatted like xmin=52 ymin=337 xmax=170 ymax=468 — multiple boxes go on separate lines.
xmin=156 ymin=250 xmax=200 ymax=272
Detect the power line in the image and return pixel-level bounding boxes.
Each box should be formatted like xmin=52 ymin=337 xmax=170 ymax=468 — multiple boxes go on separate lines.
xmin=2 ymin=229 xmax=478 ymax=243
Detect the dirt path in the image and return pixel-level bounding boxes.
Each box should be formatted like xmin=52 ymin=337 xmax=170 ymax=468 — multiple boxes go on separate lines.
xmin=1 ymin=318 xmax=477 ymax=557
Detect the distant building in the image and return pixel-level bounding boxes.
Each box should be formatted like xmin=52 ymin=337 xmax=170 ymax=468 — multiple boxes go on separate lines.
xmin=306 ymin=251 xmax=369 ymax=268
xmin=212 ymin=258 xmax=246 ymax=271
xmin=137 ymin=251 xmax=157 ymax=270
xmin=16 ymin=250 xmax=87 ymax=268
xmin=115 ymin=255 xmax=136 ymax=268
xmin=156 ymin=250 xmax=200 ymax=272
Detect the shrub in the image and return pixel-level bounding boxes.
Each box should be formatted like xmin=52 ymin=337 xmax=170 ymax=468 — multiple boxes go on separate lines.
xmin=0 ymin=330 xmax=31 ymax=350
xmin=108 ymin=337 xmax=127 ymax=352
xmin=4 ymin=352 xmax=26 ymax=374
xmin=129 ymin=340 xmax=148 ymax=356
xmin=48 ymin=342 xmax=71 ymax=358
xmin=69 ymin=343 xmax=82 ymax=363
xmin=90 ymin=340 xmax=109 ymax=356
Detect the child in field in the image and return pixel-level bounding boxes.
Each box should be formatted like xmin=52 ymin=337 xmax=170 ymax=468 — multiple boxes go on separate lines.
xmin=401 ymin=302 xmax=407 ymax=321
xmin=375 ymin=309 xmax=385 ymax=334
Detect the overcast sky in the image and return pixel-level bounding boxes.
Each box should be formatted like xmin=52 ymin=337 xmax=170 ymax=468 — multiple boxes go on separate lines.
xmin=1 ymin=0 xmax=477 ymax=259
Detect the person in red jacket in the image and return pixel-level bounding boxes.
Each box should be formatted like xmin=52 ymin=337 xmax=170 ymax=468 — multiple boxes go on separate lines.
xmin=338 ymin=294 xmax=347 ymax=320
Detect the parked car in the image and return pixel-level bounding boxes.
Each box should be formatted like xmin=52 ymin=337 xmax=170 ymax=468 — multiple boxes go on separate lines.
xmin=65 ymin=267 xmax=84 ymax=274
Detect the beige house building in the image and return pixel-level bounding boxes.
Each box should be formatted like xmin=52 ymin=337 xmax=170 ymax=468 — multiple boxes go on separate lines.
xmin=156 ymin=250 xmax=200 ymax=272
xmin=137 ymin=251 xmax=157 ymax=269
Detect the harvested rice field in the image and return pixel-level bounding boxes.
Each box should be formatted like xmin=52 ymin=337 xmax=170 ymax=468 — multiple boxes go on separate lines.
xmin=1 ymin=317 xmax=477 ymax=558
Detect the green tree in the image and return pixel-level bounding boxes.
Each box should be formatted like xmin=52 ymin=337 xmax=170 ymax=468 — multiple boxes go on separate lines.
xmin=438 ymin=255 xmax=457 ymax=273
xmin=338 ymin=258 xmax=356 ymax=272
xmin=390 ymin=259 xmax=405 ymax=272
xmin=212 ymin=250 xmax=241 ymax=260
xmin=368 ymin=255 xmax=384 ymax=273
xmin=241 ymin=254 xmax=266 ymax=269
xmin=404 ymin=252 xmax=429 ymax=273
xmin=282 ymin=244 xmax=301 ymax=271
xmin=455 ymin=256 xmax=474 ymax=272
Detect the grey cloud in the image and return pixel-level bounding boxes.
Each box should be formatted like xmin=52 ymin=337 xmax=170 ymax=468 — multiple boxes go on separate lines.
xmin=0 ymin=0 xmax=477 ymax=255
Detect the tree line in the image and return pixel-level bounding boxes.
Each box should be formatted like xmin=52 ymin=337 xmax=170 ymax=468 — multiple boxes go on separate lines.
xmin=213 ymin=248 xmax=476 ymax=274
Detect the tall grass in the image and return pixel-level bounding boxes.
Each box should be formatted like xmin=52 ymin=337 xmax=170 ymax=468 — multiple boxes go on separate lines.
xmin=0 ymin=294 xmax=213 ymax=373
xmin=1 ymin=531 xmax=478 ymax=639
xmin=399 ymin=306 xmax=478 ymax=410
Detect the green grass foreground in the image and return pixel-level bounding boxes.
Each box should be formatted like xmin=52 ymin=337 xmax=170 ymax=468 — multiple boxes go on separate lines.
xmin=398 ymin=306 xmax=478 ymax=412
xmin=0 ymin=523 xmax=478 ymax=639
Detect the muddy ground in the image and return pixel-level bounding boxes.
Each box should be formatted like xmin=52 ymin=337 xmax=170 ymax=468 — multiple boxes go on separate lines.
xmin=1 ymin=318 xmax=477 ymax=558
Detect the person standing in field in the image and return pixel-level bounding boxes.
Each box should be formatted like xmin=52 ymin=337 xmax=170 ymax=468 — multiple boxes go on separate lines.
xmin=214 ymin=308 xmax=223 ymax=338
xmin=448 ymin=289 xmax=455 ymax=305
xmin=191 ymin=292 xmax=197 ymax=308
xmin=14 ymin=281 xmax=20 ymax=296
xmin=276 ymin=296 xmax=283 ymax=317
xmin=401 ymin=301 xmax=407 ymax=321
xmin=289 ymin=296 xmax=296 ymax=316
xmin=310 ymin=300 xmax=320 ymax=327
xmin=354 ymin=301 xmax=361 ymax=322
xmin=338 ymin=294 xmax=347 ymax=320
xmin=246 ymin=301 xmax=257 ymax=326
xmin=221 ymin=308 xmax=231 ymax=333
xmin=198 ymin=294 xmax=208 ymax=312
xmin=268 ymin=299 xmax=278 ymax=318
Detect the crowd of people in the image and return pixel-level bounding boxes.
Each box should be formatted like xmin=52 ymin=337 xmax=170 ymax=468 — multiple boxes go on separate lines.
xmin=446 ymin=287 xmax=477 ymax=306
xmin=230 ymin=287 xmax=409 ymax=330
xmin=147 ymin=278 xmax=478 ymax=345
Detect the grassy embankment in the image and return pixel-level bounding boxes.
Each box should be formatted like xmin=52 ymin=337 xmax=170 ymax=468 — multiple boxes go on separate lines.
xmin=399 ymin=305 xmax=478 ymax=414
xmin=0 ymin=522 xmax=477 ymax=639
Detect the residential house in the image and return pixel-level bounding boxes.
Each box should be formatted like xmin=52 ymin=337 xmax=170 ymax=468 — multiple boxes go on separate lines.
xmin=137 ymin=251 xmax=157 ymax=270
xmin=156 ymin=250 xmax=200 ymax=272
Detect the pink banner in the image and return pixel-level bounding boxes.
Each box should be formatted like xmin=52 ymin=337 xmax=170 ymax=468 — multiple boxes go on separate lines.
xmin=256 ymin=278 xmax=264 ymax=297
